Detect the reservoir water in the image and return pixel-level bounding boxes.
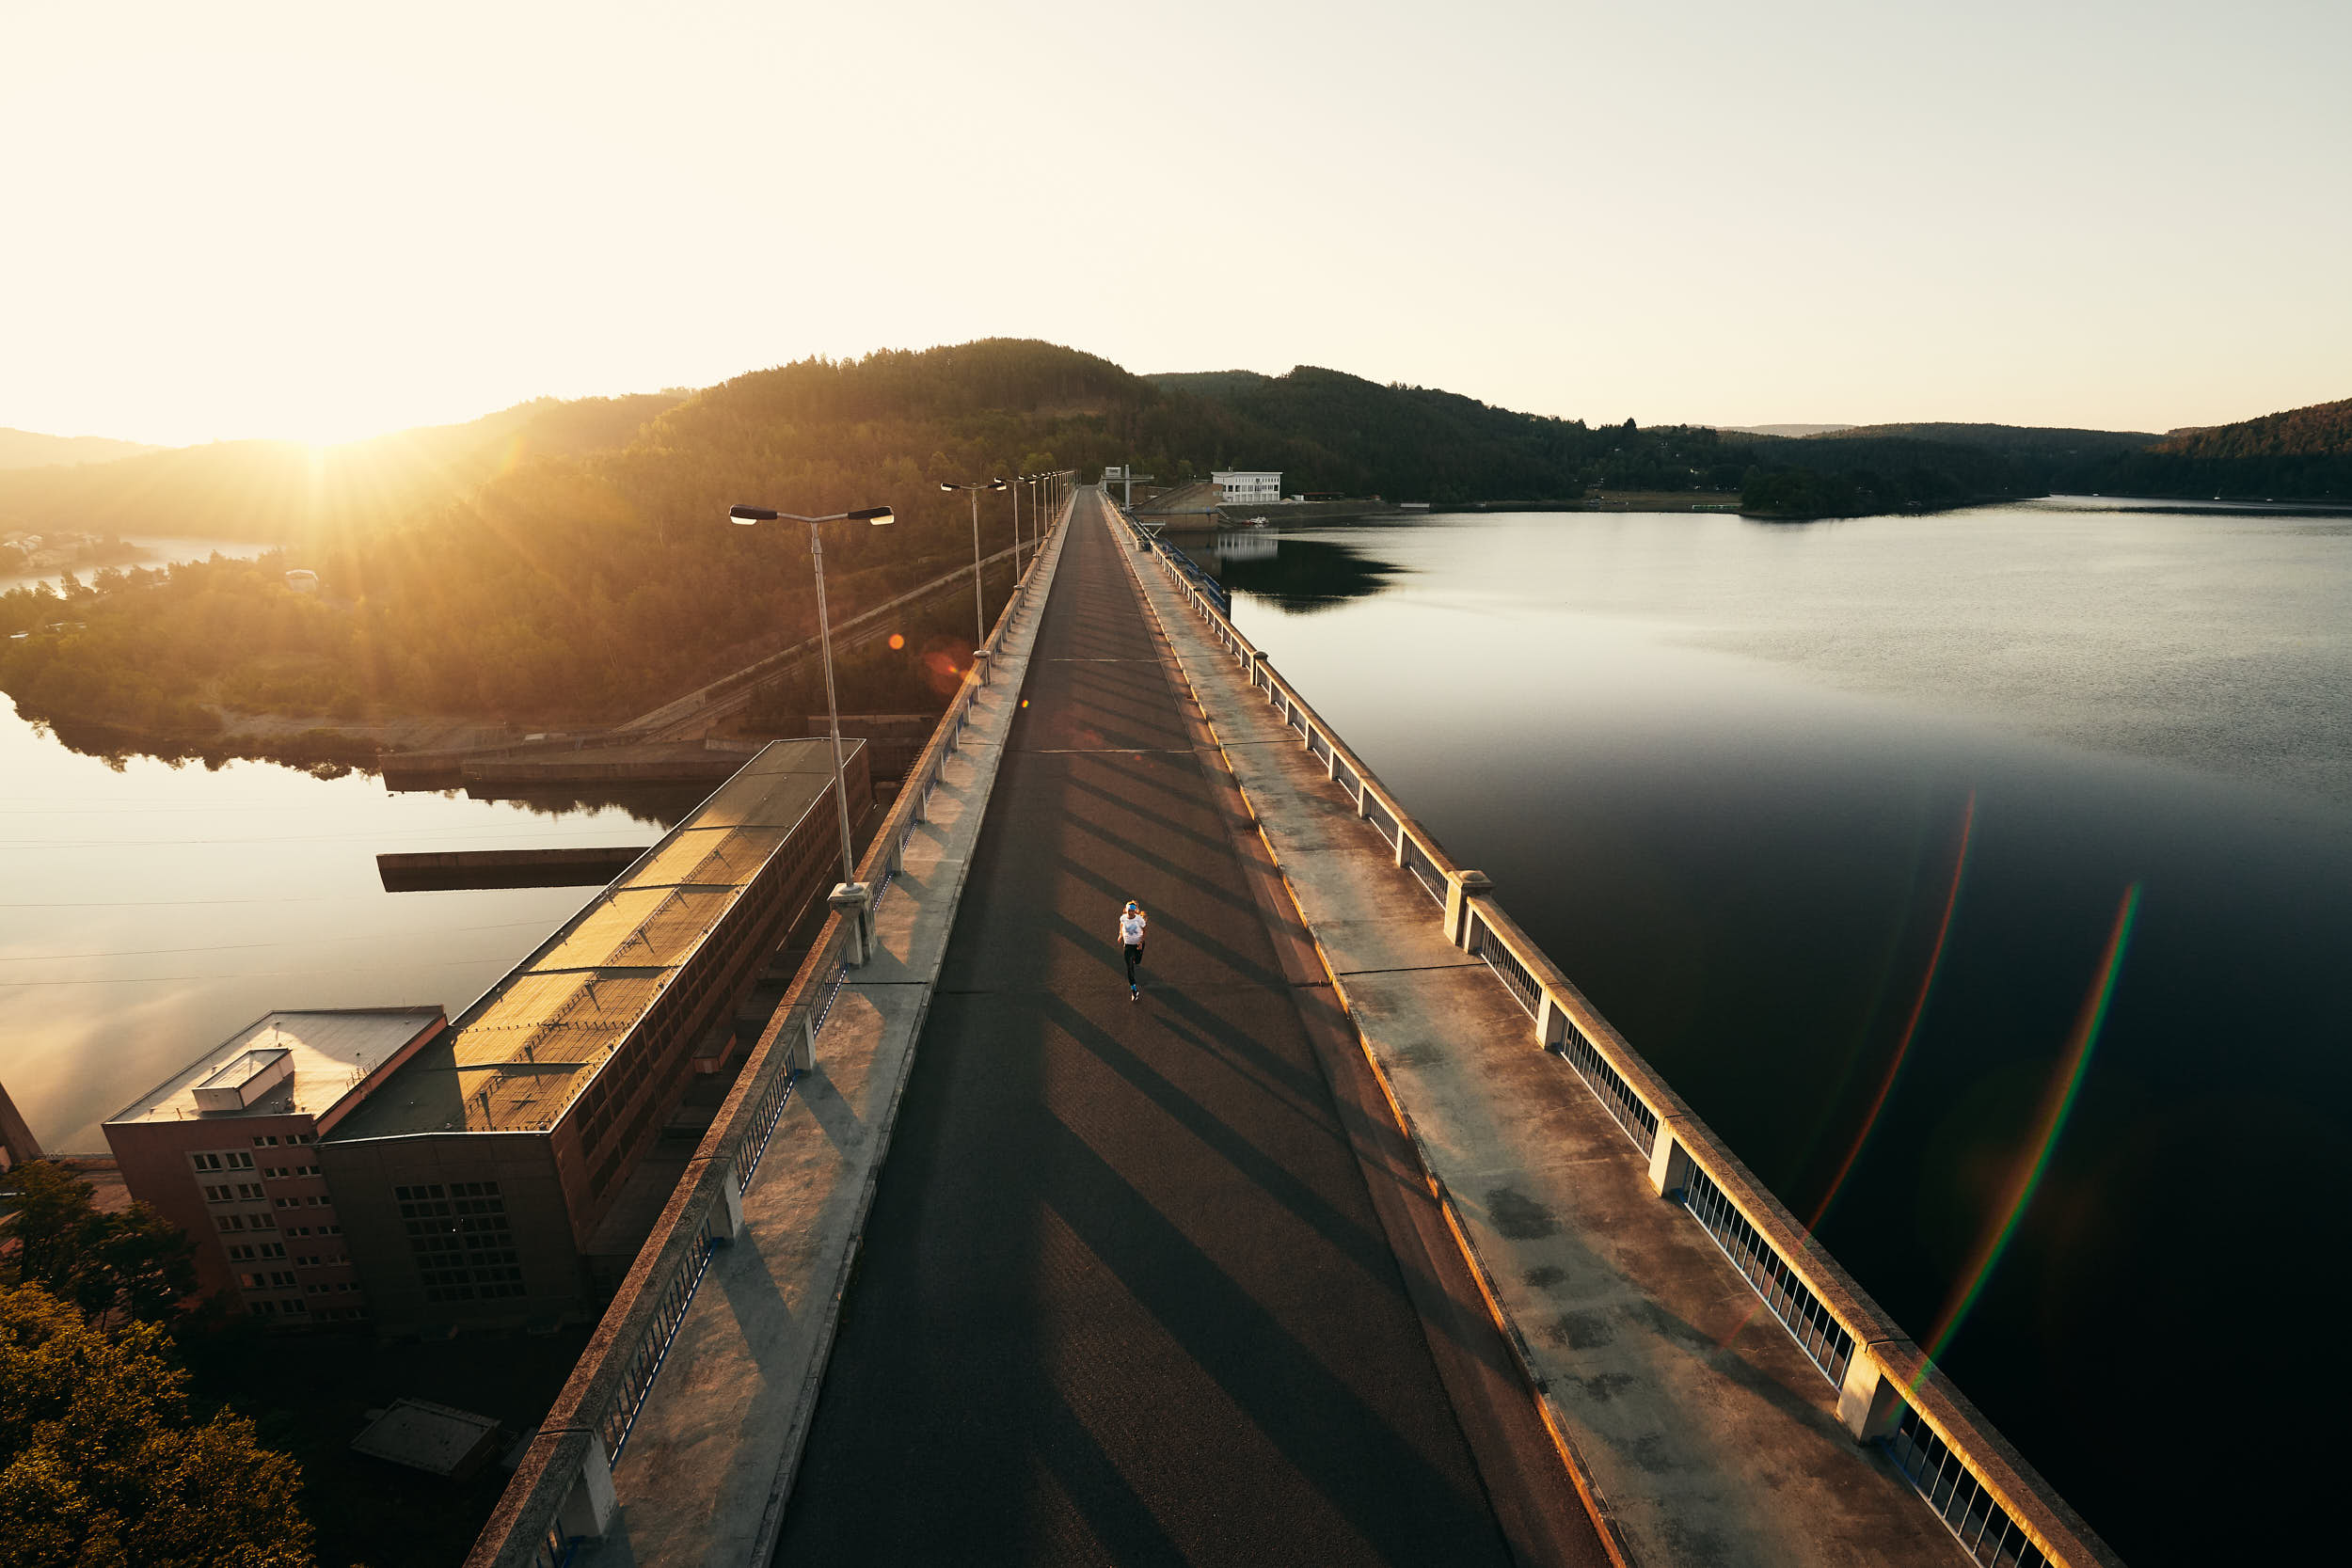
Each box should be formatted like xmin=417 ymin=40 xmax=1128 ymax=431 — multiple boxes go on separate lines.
xmin=1196 ymin=498 xmax=2348 ymax=1565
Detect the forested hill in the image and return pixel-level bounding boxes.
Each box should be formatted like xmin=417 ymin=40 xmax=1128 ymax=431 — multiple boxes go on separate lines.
xmin=1145 ymin=368 xmax=1748 ymax=498
xmin=0 ymin=392 xmax=688 ymax=544
xmin=0 ymin=429 xmax=167 ymax=470
xmin=0 ymin=341 xmax=1236 ymax=735
xmin=2089 ymin=397 xmax=2352 ymax=501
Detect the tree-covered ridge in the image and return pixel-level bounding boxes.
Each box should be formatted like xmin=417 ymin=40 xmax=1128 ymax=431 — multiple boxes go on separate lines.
xmin=2155 ymin=398 xmax=2352 ymax=458
xmin=1735 ymin=435 xmax=2042 ymax=517
xmin=2090 ymin=395 xmax=2352 ymax=500
xmin=1152 ymin=366 xmax=1749 ymax=499
xmin=0 ymin=428 xmax=167 ymax=470
xmin=0 ymin=342 xmax=1137 ymax=736
xmin=0 ymin=392 xmax=688 ymax=545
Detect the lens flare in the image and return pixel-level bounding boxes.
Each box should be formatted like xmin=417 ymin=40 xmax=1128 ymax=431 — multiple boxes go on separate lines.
xmin=1916 ymin=882 xmax=2142 ymax=1379
xmin=1806 ymin=791 xmax=1977 ymax=1231
xmin=888 ymin=633 xmax=905 ymax=650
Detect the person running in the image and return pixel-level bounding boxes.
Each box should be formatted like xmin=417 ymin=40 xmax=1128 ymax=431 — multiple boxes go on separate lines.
xmin=1118 ymin=900 xmax=1148 ymax=1000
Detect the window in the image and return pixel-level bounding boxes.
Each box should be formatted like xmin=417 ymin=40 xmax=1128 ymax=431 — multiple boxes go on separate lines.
xmin=217 ymin=1215 xmax=245 ymax=1232
xmin=321 ymin=1224 xmax=342 ymax=1236
xmin=190 ymin=1152 xmax=223 ymax=1173
xmin=397 ymin=1180 xmax=527 ymax=1303
xmin=259 ymin=1243 xmax=285 ymax=1259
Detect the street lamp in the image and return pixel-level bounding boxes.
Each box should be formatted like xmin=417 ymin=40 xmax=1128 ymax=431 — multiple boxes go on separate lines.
xmin=939 ymin=478 xmax=1007 ymax=650
xmin=727 ymin=501 xmax=894 ymax=897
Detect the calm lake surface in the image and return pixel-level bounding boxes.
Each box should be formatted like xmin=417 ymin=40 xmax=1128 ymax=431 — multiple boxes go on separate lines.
xmin=0 ymin=704 xmax=694 ymax=1151
xmin=1198 ymin=498 xmax=2349 ymax=1564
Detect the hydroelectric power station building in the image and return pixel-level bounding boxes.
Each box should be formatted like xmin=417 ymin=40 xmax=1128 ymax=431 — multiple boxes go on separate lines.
xmin=107 ymin=739 xmax=868 ymax=1336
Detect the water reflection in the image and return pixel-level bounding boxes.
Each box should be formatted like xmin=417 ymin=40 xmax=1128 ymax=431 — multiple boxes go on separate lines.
xmin=1167 ymin=528 xmax=1406 ymax=615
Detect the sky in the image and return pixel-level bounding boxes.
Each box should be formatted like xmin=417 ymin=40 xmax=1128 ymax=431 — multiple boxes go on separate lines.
xmin=2 ymin=0 xmax=2345 ymax=447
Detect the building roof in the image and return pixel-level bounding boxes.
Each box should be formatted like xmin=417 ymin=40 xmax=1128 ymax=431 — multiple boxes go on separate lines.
xmin=350 ymin=1399 xmax=504 ymax=1479
xmin=325 ymin=740 xmax=850 ymax=1142
xmin=105 ymin=1008 xmax=447 ymax=1128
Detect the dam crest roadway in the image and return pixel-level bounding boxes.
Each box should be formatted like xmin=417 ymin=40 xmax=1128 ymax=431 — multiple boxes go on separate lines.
xmin=472 ymin=489 xmax=2118 ymax=1568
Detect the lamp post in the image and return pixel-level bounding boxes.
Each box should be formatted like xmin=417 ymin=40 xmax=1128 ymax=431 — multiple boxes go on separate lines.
xmin=939 ymin=478 xmax=1007 ymax=650
xmin=726 ymin=501 xmax=894 ymax=895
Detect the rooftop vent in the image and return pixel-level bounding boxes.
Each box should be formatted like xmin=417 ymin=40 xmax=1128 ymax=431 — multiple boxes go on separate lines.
xmin=192 ymin=1047 xmax=294 ymax=1113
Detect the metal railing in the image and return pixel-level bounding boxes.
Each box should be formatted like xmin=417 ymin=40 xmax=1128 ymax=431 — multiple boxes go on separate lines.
xmin=1684 ymin=1164 xmax=1856 ymax=1388
xmin=1889 ymin=1405 xmax=2056 ymax=1568
xmin=468 ymin=496 xmax=1073 ymax=1568
xmin=1112 ymin=495 xmax=2118 ymax=1568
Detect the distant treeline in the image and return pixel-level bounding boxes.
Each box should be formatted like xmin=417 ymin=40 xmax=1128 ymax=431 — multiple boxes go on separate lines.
xmin=6 ymin=345 xmax=2345 ymax=751
xmin=0 ymin=342 xmax=1762 ymax=743
xmin=1732 ymin=404 xmax=2352 ymax=515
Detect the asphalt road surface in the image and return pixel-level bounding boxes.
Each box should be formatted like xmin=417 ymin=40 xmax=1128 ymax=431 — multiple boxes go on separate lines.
xmin=772 ymin=498 xmax=1562 ymax=1566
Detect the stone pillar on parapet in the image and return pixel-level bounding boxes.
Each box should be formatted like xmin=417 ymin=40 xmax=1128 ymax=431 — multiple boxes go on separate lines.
xmin=1445 ymin=871 xmax=1493 ymax=948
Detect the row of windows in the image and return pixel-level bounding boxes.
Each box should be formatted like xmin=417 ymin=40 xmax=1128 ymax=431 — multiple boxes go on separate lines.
xmin=293 ymin=1252 xmax=345 ymax=1268
xmin=302 ymin=1281 xmax=362 ymax=1295
xmin=411 ymin=1231 xmax=513 ymax=1258
xmin=424 ymin=1281 xmax=528 ymax=1303
xmin=250 ymin=1132 xmax=313 ymax=1148
xmin=284 ymin=1223 xmax=342 ymax=1237
xmin=243 ymin=1270 xmax=296 ymax=1290
xmin=189 ymin=1150 xmax=254 ymax=1173
xmin=225 ymin=1242 xmax=285 ymax=1261
xmin=262 ymin=1163 xmax=321 ymax=1179
xmin=252 ymin=1298 xmax=308 ymax=1317
xmin=202 ymin=1182 xmax=263 ymax=1203
xmin=215 ymin=1212 xmax=277 ymax=1233
xmin=314 ymin=1306 xmax=368 ymax=1323
xmin=274 ymin=1194 xmax=332 ymax=1210
xmin=394 ymin=1181 xmax=499 ymax=1202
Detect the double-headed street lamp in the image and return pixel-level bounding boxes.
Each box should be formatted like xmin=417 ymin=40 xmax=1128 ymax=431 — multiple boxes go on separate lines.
xmin=939 ymin=478 xmax=1007 ymax=651
xmin=727 ymin=501 xmax=894 ymax=898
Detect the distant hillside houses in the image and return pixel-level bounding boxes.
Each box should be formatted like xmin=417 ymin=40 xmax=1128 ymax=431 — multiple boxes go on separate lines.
xmin=1213 ymin=470 xmax=1281 ymax=504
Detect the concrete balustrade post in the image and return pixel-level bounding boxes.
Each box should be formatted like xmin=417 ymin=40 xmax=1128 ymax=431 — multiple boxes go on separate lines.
xmin=1445 ymin=872 xmax=1494 ymax=948
xmin=1646 ymin=1126 xmax=1694 ymax=1200
xmin=555 ymin=1435 xmax=618 ymax=1543
xmin=1534 ymin=990 xmax=1571 ymax=1052
xmin=829 ymin=884 xmax=874 ymax=967
xmin=973 ymin=649 xmax=992 ymax=688
xmin=887 ymin=826 xmax=906 ymax=876
xmin=788 ymin=1012 xmax=815 ymax=1072
xmin=1836 ymin=1351 xmax=1905 ymax=1443
xmin=710 ymin=1168 xmax=746 ymax=1243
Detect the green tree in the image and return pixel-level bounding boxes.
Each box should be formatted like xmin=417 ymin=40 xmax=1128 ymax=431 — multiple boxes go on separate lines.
xmin=3 ymin=1162 xmax=196 ymax=1326
xmin=0 ymin=1283 xmax=314 ymax=1568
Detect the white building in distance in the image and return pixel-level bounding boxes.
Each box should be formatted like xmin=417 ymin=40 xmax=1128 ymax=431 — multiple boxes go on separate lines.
xmin=1213 ymin=471 xmax=1281 ymax=505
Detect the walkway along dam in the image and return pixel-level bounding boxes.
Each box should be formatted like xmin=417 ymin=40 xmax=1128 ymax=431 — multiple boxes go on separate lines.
xmin=469 ymin=489 xmax=2122 ymax=1567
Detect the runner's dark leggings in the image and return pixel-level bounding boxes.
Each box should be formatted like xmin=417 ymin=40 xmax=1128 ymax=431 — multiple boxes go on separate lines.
xmin=1124 ymin=943 xmax=1144 ymax=984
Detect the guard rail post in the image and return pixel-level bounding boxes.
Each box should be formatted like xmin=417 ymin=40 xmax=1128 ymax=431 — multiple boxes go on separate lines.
xmin=828 ymin=884 xmax=875 ymax=966
xmin=555 ymin=1433 xmax=618 ymax=1545
xmin=1444 ymin=869 xmax=1492 ymax=948
xmin=1836 ymin=1349 xmax=1907 ymax=1443
xmin=1645 ymin=1121 xmax=1695 ymax=1202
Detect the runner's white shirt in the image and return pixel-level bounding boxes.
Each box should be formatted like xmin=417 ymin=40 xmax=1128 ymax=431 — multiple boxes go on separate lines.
xmin=1119 ymin=911 xmax=1147 ymax=945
